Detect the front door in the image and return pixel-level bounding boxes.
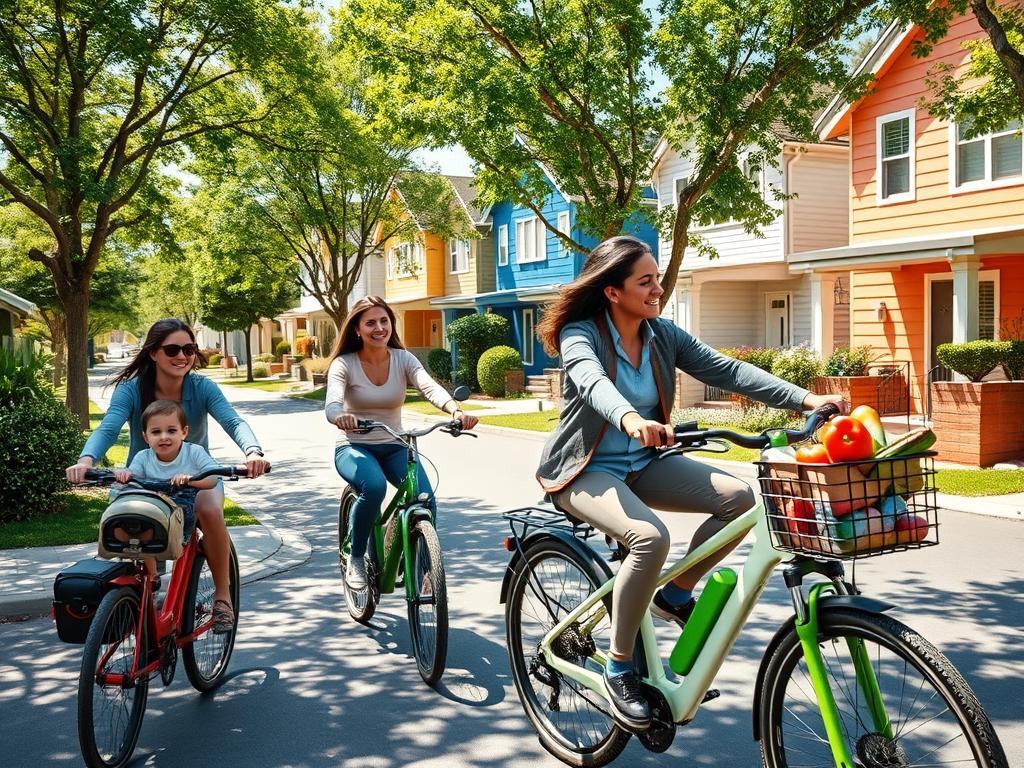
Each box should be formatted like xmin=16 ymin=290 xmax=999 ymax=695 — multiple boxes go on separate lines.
xmin=929 ymin=281 xmax=954 ymax=381
xmin=765 ymin=293 xmax=791 ymax=347
xmin=429 ymin=317 xmax=441 ymax=348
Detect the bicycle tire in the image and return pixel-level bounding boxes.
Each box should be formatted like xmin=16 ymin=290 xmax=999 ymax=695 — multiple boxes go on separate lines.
xmin=505 ymin=536 xmax=632 ymax=767
xmin=182 ymin=538 xmax=240 ymax=692
xmin=78 ymin=587 xmax=149 ymax=768
xmin=758 ymin=607 xmax=1008 ymax=768
xmin=338 ymin=487 xmax=377 ymax=623
xmin=407 ymin=519 xmax=448 ymax=686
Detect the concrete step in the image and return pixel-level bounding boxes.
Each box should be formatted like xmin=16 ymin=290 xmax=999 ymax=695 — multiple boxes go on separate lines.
xmin=526 ymin=384 xmax=550 ymax=395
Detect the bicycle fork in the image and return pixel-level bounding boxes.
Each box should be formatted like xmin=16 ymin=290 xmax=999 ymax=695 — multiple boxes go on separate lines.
xmin=786 ymin=562 xmax=892 ymax=768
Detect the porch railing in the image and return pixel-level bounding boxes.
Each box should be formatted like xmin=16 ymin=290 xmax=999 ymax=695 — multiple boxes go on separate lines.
xmin=924 ymin=363 xmax=954 ymax=422
xmin=703 ymin=384 xmax=732 ymax=402
xmin=871 ymin=361 xmax=911 ymax=425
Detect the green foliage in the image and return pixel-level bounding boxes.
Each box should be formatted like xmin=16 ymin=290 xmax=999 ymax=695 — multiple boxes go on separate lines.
xmin=0 ymin=394 xmax=84 ymax=522
xmin=250 ymin=364 xmax=270 ymax=379
xmin=771 ymin=345 xmax=825 ymax=390
xmin=447 ymin=314 xmax=511 ymax=390
xmin=825 ymin=345 xmax=877 ymax=377
xmin=720 ymin=346 xmax=779 ymax=373
xmin=254 ymin=353 xmax=276 ymax=363
xmin=477 ymin=345 xmax=523 ymax=397
xmin=209 ymin=353 xmax=223 ymax=366
xmin=275 ymin=339 xmax=292 ymax=359
xmin=673 ymin=406 xmax=802 ymax=432
xmin=0 ymin=346 xmax=52 ymax=407
xmin=1001 ymin=340 xmax=1024 ymax=381
xmin=427 ymin=348 xmax=453 ymax=382
xmin=936 ymin=341 xmax=1004 ymax=382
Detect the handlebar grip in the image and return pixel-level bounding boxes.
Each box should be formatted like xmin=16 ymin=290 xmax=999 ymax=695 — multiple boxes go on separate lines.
xmin=356 ymin=419 xmax=374 ymax=429
xmin=814 ymin=403 xmax=841 ymax=422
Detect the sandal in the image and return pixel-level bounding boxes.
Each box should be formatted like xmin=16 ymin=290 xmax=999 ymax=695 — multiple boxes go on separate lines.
xmin=212 ymin=598 xmax=235 ymax=635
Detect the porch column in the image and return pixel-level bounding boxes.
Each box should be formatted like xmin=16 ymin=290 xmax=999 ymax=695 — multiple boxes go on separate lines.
xmin=810 ymin=273 xmax=836 ymax=357
xmin=678 ymin=276 xmax=700 ymax=337
xmin=951 ymin=255 xmax=980 ymax=343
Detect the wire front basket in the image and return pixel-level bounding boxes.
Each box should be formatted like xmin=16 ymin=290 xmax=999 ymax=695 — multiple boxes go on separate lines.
xmin=756 ymin=452 xmax=939 ymax=560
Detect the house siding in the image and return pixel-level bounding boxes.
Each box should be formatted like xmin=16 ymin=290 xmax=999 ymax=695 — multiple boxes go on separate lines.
xmin=788 ymin=148 xmax=850 ymax=254
xmin=384 ymin=231 xmax=446 ymax=303
xmin=849 ymin=13 xmax=1024 ymax=242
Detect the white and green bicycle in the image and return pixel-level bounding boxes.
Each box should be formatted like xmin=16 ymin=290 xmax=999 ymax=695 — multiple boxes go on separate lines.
xmin=500 ymin=405 xmax=1007 ymax=767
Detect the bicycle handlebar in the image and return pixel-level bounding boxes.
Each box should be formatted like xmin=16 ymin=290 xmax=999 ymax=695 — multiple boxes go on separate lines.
xmin=354 ymin=418 xmax=478 ymax=440
xmin=663 ymin=403 xmax=840 ymax=457
xmin=80 ymin=465 xmax=266 ymax=491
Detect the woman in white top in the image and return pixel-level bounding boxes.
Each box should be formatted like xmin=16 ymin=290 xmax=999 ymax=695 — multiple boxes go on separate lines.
xmin=325 ymin=296 xmax=478 ymax=589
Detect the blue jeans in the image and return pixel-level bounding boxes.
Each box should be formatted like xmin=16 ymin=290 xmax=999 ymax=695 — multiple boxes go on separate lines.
xmin=334 ymin=442 xmax=435 ymax=558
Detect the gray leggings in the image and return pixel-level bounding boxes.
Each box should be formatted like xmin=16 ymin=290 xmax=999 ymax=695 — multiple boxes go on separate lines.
xmin=555 ymin=455 xmax=755 ymax=659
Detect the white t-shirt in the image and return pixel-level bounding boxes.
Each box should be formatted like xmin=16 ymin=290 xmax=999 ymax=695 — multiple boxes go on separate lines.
xmin=127 ymin=441 xmax=220 ymax=482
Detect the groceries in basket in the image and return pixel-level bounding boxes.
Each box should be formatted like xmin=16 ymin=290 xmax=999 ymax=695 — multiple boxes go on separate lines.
xmin=758 ymin=405 xmax=938 ymax=558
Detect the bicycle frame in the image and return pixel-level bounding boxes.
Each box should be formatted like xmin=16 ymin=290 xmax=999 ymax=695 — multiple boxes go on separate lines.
xmin=367 ymin=436 xmax=434 ymax=602
xmin=96 ymin=534 xmax=207 ymax=687
xmin=535 ymin=504 xmax=877 ymax=768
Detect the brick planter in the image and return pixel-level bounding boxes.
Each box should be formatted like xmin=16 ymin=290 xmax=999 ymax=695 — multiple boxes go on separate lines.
xmin=222 ymin=355 xmax=237 ymax=370
xmin=931 ymin=381 xmax=1024 ymax=466
xmin=269 ymin=362 xmax=285 ymax=375
xmin=812 ymin=375 xmax=906 ymax=414
xmin=504 ymin=369 xmax=525 ymax=395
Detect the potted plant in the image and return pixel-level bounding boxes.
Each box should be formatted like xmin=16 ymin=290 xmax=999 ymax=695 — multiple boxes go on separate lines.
xmin=810 ymin=346 xmax=900 ymax=414
xmin=930 ymin=340 xmax=1024 ymax=466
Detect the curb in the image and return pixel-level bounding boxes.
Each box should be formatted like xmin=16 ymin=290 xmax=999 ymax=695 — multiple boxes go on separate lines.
xmin=0 ymin=522 xmax=311 ymax=621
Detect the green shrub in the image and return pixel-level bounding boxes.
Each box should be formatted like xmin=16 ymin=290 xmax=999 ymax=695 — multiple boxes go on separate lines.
xmin=254 ymin=353 xmax=276 ymax=363
xmin=208 ymin=353 xmax=222 ymax=366
xmin=1000 ymin=340 xmax=1024 ymax=381
xmin=0 ymin=347 xmax=52 ymax=406
xmin=771 ymin=344 xmax=824 ymax=390
xmin=447 ymin=313 xmax=511 ymax=390
xmin=936 ymin=340 xmax=1003 ymax=382
xmin=427 ymin=348 xmax=453 ymax=382
xmin=477 ymin=345 xmax=522 ymax=396
xmin=721 ymin=346 xmax=778 ymax=372
xmin=737 ymin=407 xmax=803 ymax=432
xmin=0 ymin=395 xmax=84 ymax=522
xmin=825 ymin=345 xmax=876 ymax=376
xmin=275 ymin=339 xmax=291 ymax=360
xmin=251 ymin=363 xmax=270 ymax=378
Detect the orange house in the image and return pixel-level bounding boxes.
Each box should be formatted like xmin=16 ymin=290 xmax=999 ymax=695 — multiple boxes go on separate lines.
xmin=792 ymin=12 xmax=1024 ymax=413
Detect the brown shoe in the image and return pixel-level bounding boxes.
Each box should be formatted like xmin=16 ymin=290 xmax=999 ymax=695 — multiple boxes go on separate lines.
xmin=212 ymin=598 xmax=234 ymax=635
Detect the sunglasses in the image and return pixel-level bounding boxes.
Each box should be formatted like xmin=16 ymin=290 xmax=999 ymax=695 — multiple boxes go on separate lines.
xmin=159 ymin=343 xmax=199 ymax=358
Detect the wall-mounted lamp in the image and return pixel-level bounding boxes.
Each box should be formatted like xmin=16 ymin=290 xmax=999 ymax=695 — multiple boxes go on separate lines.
xmin=877 ymin=301 xmax=888 ymax=322
xmin=833 ymin=276 xmax=849 ymax=306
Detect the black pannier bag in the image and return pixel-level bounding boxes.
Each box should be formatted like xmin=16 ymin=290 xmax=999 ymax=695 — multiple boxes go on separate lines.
xmin=52 ymin=558 xmax=135 ymax=644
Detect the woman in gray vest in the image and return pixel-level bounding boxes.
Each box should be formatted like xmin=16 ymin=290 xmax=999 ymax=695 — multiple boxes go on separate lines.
xmin=535 ymin=236 xmax=845 ymax=731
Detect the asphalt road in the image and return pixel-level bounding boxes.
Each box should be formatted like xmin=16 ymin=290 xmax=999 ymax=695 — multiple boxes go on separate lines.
xmin=2 ymin=382 xmax=1022 ymax=767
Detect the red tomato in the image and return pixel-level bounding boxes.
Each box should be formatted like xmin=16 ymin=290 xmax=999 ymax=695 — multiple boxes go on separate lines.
xmin=820 ymin=416 xmax=874 ymax=462
xmin=795 ymin=443 xmax=830 ymax=464
xmin=784 ymin=498 xmax=817 ymax=536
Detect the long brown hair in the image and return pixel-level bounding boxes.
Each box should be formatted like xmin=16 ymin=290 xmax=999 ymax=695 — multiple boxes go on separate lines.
xmin=329 ymin=296 xmax=406 ymax=360
xmin=536 ymin=235 xmax=652 ymax=356
xmin=110 ymin=319 xmax=208 ymax=409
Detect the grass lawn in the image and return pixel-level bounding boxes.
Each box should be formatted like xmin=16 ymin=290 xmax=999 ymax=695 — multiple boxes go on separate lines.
xmin=89 ymin=400 xmax=129 ymax=466
xmin=479 ymin=410 xmax=561 ymax=432
xmin=292 ymin=386 xmax=327 ymax=401
xmin=220 ymin=378 xmax=308 ymax=393
xmin=0 ymin=494 xmax=256 ymax=550
xmin=935 ymin=469 xmax=1024 ymax=497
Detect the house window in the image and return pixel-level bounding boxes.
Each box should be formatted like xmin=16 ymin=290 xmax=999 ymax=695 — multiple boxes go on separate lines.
xmin=672 ymin=175 xmax=688 ymax=206
xmin=952 ymin=120 xmax=1023 ymax=190
xmin=449 ymin=239 xmax=470 ymax=273
xmin=392 ymin=242 xmax=418 ymax=277
xmin=515 ymin=216 xmax=546 ymax=263
xmin=522 ymin=309 xmax=535 ymax=366
xmin=498 ymin=224 xmax=509 ymax=266
xmin=877 ymin=109 xmax=915 ymax=203
xmin=742 ymin=156 xmax=764 ymax=195
xmin=979 ymin=280 xmax=996 ymax=340
xmin=557 ymin=211 xmax=570 ymax=255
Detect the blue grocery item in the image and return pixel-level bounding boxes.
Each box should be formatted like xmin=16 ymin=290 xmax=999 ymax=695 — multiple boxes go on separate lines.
xmin=877 ymin=494 xmax=907 ymax=532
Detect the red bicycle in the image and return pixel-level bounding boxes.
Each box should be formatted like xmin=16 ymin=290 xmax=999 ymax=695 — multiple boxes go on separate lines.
xmin=72 ymin=466 xmax=261 ymax=768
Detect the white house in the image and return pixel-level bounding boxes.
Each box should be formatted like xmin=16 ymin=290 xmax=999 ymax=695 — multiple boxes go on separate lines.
xmin=651 ymin=133 xmax=852 ymax=406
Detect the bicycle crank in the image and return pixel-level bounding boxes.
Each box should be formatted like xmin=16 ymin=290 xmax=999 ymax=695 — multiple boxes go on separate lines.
xmin=160 ymin=636 xmax=177 ymax=686
xmin=636 ymin=683 xmax=676 ymax=753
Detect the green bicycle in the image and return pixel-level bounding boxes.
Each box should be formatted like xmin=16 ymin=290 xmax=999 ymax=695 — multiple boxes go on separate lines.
xmin=337 ymin=389 xmax=475 ymax=686
xmin=500 ymin=405 xmax=1007 ymax=767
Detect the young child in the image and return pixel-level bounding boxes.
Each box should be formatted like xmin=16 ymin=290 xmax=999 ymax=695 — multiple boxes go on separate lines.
xmin=113 ymin=399 xmax=230 ymax=631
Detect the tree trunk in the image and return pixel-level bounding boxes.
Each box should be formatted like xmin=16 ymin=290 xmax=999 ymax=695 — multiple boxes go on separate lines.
xmin=244 ymin=326 xmax=254 ymax=383
xmin=64 ymin=291 xmax=91 ymax=429
xmin=659 ymin=205 xmax=693 ymax=309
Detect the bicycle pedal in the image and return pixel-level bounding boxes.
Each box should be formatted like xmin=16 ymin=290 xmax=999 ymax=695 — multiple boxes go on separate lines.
xmin=701 ymin=689 xmax=720 ymax=703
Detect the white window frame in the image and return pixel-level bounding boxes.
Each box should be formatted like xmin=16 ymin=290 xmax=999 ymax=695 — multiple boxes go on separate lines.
xmin=671 ymin=174 xmax=688 ymax=207
xmin=515 ymin=216 xmax=547 ymax=264
xmin=522 ymin=308 xmax=535 ymax=366
xmin=557 ymin=211 xmax=571 ymax=255
xmin=392 ymin=242 xmax=418 ymax=278
xmin=948 ymin=121 xmax=1024 ymax=193
xmin=498 ymin=224 xmax=509 ymax=266
xmin=876 ymin=109 xmax=916 ymax=205
xmin=449 ymin=239 xmax=470 ymax=274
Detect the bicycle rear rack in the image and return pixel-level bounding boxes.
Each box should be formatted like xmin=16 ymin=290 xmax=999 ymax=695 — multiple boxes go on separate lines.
xmin=502 ymin=506 xmax=598 ymax=541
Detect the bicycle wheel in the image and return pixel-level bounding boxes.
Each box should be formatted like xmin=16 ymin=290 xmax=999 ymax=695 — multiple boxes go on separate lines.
xmin=407 ymin=518 xmax=448 ymax=686
xmin=182 ymin=538 xmax=240 ymax=692
xmin=759 ymin=607 xmax=1008 ymax=768
xmin=505 ymin=536 xmax=632 ymax=768
xmin=338 ymin=487 xmax=377 ymax=623
xmin=78 ymin=587 xmax=149 ymax=768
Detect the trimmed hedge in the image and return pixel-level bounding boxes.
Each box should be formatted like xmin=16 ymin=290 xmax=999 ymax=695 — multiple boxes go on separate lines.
xmin=1001 ymin=340 xmax=1024 ymax=381
xmin=0 ymin=396 xmax=84 ymax=522
xmin=275 ymin=339 xmax=291 ymax=359
xmin=427 ymin=348 xmax=453 ymax=382
xmin=251 ymin=363 xmax=270 ymax=378
xmin=209 ymin=353 xmax=222 ymax=366
xmin=477 ymin=345 xmax=522 ymax=397
xmin=936 ymin=340 xmax=1003 ymax=382
xmin=447 ymin=313 xmax=511 ymax=390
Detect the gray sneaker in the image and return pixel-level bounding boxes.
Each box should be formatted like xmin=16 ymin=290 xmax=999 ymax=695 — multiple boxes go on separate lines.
xmin=346 ymin=555 xmax=367 ymax=591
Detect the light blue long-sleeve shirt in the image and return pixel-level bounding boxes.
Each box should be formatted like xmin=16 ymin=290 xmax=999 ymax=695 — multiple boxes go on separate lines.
xmin=80 ymin=374 xmax=261 ymax=465
xmin=585 ymin=314 xmax=660 ymax=480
